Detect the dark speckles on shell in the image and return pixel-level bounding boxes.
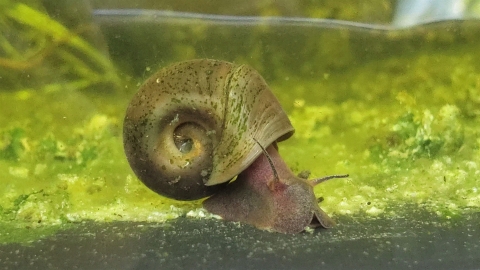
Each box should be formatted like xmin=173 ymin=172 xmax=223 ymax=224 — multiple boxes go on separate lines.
xmin=123 ymin=59 xmax=294 ymax=200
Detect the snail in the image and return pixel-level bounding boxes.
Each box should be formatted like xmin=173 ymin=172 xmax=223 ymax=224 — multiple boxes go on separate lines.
xmin=123 ymin=59 xmax=348 ymax=234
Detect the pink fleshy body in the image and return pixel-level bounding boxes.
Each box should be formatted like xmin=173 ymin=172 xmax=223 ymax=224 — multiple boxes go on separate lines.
xmin=203 ymin=144 xmax=336 ymax=234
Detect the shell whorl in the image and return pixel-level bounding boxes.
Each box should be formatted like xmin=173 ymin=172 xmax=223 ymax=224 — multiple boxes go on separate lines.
xmin=123 ymin=59 xmax=294 ymax=200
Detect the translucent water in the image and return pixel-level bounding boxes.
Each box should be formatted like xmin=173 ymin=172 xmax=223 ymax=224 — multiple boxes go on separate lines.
xmin=1 ymin=2 xmax=479 ymax=245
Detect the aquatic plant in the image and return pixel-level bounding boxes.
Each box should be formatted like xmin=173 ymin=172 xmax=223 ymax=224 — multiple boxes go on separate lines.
xmin=0 ymin=0 xmax=119 ymax=92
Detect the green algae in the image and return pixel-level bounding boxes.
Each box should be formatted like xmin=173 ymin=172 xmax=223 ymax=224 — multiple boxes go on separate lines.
xmin=1 ymin=2 xmax=480 ymax=244
xmin=284 ymin=103 xmax=477 ymax=218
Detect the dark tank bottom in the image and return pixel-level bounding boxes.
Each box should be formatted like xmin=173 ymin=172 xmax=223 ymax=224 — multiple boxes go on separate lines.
xmin=1 ymin=210 xmax=479 ymax=270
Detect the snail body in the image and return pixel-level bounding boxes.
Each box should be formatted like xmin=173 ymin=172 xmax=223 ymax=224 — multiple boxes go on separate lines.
xmin=123 ymin=59 xmax=346 ymax=233
xmin=203 ymin=144 xmax=338 ymax=233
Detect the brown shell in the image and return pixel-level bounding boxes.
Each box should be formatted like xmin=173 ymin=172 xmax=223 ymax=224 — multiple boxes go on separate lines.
xmin=123 ymin=59 xmax=294 ymax=200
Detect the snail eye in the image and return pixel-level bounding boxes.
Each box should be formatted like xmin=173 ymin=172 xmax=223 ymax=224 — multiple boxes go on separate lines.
xmin=174 ymin=135 xmax=193 ymax=153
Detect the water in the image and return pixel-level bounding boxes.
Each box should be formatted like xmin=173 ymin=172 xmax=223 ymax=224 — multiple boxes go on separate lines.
xmin=0 ymin=1 xmax=479 ymax=268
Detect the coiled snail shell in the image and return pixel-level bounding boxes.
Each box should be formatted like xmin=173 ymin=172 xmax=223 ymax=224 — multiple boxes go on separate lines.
xmin=123 ymin=59 xmax=294 ymax=200
xmin=123 ymin=59 xmax=348 ymax=233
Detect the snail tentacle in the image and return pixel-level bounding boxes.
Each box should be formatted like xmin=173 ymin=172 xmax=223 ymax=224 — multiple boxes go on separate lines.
xmin=253 ymin=138 xmax=280 ymax=185
xmin=310 ymin=174 xmax=350 ymax=186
